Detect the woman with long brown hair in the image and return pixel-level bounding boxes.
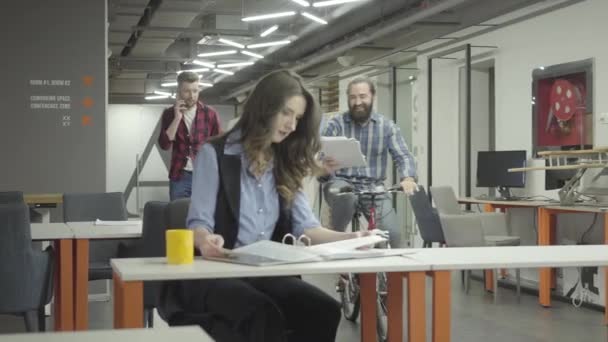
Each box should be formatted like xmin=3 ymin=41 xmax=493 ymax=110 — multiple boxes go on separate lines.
xmin=167 ymin=70 xmax=368 ymax=342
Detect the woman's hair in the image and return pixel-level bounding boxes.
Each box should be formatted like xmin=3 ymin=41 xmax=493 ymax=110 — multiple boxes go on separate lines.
xmin=230 ymin=69 xmax=322 ymax=205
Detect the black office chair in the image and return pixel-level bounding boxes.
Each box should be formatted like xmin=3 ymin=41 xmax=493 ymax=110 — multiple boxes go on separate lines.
xmin=409 ymin=186 xmax=445 ymax=248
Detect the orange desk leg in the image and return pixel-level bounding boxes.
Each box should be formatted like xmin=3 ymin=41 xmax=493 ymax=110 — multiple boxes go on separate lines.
xmin=484 ymin=204 xmax=496 ymax=292
xmin=549 ymin=215 xmax=557 ymax=289
xmin=386 ymin=272 xmax=404 ymax=342
xmin=359 ymin=273 xmax=377 ymax=342
xmin=604 ymin=212 xmax=608 ymax=325
xmin=538 ymin=208 xmax=552 ymax=307
xmin=431 ymin=271 xmax=451 ymax=342
xmin=53 ymin=239 xmax=74 ymax=331
xmin=112 ymin=271 xmax=143 ymax=329
xmin=407 ymin=272 xmax=426 ymax=342
xmin=74 ymin=239 xmax=89 ymax=330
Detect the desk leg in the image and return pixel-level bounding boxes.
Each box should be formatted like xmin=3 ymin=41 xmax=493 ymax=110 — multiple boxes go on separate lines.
xmin=53 ymin=239 xmax=74 ymax=331
xmin=407 ymin=272 xmax=426 ymax=342
xmin=538 ymin=208 xmax=552 ymax=307
xmin=74 ymin=240 xmax=89 ymax=330
xmin=604 ymin=213 xmax=608 ymax=325
xmin=431 ymin=271 xmax=451 ymax=342
xmin=359 ymin=273 xmax=377 ymax=342
xmin=112 ymin=272 xmax=143 ymax=329
xmin=484 ymin=204 xmax=496 ymax=292
xmin=387 ymin=272 xmax=403 ymax=342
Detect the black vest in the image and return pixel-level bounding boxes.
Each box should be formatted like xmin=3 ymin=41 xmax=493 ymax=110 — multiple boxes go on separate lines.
xmin=208 ymin=135 xmax=293 ymax=249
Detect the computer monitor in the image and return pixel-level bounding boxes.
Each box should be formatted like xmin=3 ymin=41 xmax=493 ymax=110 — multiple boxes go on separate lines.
xmin=476 ymin=150 xmax=526 ymax=199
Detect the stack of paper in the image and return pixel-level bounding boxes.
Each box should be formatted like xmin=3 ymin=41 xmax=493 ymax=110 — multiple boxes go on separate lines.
xmin=321 ymin=136 xmax=367 ymax=168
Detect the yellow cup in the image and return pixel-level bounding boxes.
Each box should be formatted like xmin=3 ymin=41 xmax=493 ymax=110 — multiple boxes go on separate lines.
xmin=166 ymin=229 xmax=194 ymax=265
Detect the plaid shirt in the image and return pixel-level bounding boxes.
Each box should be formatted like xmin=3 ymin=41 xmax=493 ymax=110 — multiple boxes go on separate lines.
xmin=322 ymin=111 xmax=416 ymax=187
xmin=158 ymin=101 xmax=221 ymax=181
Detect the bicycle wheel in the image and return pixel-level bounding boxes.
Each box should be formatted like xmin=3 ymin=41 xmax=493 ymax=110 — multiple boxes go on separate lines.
xmin=376 ymin=272 xmax=389 ymax=342
xmin=340 ymin=273 xmax=360 ymax=321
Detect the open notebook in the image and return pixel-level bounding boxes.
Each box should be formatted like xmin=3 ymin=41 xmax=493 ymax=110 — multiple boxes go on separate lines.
xmin=207 ymin=235 xmax=412 ymax=266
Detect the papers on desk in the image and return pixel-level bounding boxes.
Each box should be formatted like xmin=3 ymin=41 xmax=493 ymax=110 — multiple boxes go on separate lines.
xmin=94 ymin=219 xmax=142 ymax=226
xmin=321 ymin=136 xmax=367 ymax=169
xmin=208 ymin=235 xmax=411 ymax=266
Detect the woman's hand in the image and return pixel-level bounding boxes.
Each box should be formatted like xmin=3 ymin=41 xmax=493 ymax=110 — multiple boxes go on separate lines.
xmin=194 ymin=228 xmax=227 ymax=258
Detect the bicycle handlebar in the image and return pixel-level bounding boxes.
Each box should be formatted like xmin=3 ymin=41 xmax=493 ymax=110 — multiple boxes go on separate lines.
xmin=329 ymin=184 xmax=403 ymax=196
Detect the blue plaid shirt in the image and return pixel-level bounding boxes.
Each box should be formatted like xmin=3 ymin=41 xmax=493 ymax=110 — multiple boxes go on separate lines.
xmin=322 ymin=112 xmax=416 ymax=187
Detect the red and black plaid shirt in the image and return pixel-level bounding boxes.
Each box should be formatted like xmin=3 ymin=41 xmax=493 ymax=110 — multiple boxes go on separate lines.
xmin=158 ymin=101 xmax=221 ymax=181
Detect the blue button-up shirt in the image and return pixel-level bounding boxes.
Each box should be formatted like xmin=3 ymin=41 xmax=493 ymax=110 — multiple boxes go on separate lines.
xmin=322 ymin=111 xmax=417 ymax=187
xmin=186 ymin=131 xmax=321 ymax=247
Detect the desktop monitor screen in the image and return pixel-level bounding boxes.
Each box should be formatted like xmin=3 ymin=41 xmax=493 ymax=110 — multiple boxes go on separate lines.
xmin=476 ymin=150 xmax=526 ymax=188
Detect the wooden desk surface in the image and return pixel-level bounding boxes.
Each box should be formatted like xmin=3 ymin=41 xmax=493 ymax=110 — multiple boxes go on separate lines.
xmin=0 ymin=327 xmax=213 ymax=342
xmin=67 ymin=221 xmax=142 ymax=239
xmin=543 ymin=205 xmax=608 ymax=213
xmin=458 ymin=197 xmax=550 ymax=208
xmin=24 ymin=193 xmax=62 ymax=205
xmin=30 ymin=223 xmax=73 ymax=240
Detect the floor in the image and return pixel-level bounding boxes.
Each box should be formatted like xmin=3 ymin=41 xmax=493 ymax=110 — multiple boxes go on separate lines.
xmin=0 ymin=273 xmax=606 ymax=341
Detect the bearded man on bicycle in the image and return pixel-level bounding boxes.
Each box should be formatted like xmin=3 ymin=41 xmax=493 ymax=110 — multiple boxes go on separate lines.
xmin=320 ymin=77 xmax=418 ymax=248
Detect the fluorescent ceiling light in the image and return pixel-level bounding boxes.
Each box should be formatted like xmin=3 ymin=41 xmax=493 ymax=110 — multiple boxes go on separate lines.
xmin=191 ymin=60 xmax=216 ymax=68
xmin=260 ymin=25 xmax=279 ymax=38
xmin=153 ymin=90 xmax=172 ymax=96
xmin=145 ymin=95 xmax=169 ymax=100
xmin=177 ymin=68 xmax=209 ymax=74
xmin=218 ymin=38 xmax=245 ymax=49
xmin=247 ymin=40 xmax=291 ymax=49
xmin=290 ymin=0 xmax=310 ymax=6
xmin=197 ymin=50 xmax=237 ymax=57
xmin=200 ymin=82 xmax=214 ymax=87
xmin=242 ymin=11 xmax=296 ymax=22
xmin=241 ymin=50 xmax=264 ymax=59
xmin=301 ymin=12 xmax=327 ymax=24
xmin=161 ymin=82 xmax=178 ymax=87
xmin=313 ymin=0 xmax=362 ymax=7
xmin=217 ymin=62 xmax=255 ymax=68
xmin=213 ymin=68 xmax=235 ymax=75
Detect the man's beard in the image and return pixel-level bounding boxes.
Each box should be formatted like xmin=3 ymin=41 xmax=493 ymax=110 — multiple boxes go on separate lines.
xmin=349 ymin=101 xmax=373 ymax=123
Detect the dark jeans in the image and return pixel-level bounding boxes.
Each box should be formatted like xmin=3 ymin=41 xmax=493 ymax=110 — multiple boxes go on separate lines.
xmin=176 ymin=276 xmax=341 ymax=342
xmin=169 ymin=170 xmax=193 ymax=200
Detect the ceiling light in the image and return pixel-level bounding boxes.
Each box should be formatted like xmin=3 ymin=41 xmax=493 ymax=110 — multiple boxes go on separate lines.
xmin=191 ymin=60 xmax=216 ymax=68
xmin=241 ymin=50 xmax=264 ymax=59
xmin=242 ymin=11 xmax=296 ymax=22
xmin=154 ymin=90 xmax=172 ymax=96
xmin=200 ymin=82 xmax=213 ymax=87
xmin=247 ymin=40 xmax=291 ymax=49
xmin=260 ymin=25 xmax=279 ymax=37
xmin=214 ymin=68 xmax=235 ymax=75
xmin=177 ymin=68 xmax=209 ymax=74
xmin=145 ymin=95 xmax=169 ymax=100
xmin=290 ymin=0 xmax=310 ymax=6
xmin=301 ymin=12 xmax=327 ymax=24
xmin=313 ymin=0 xmax=362 ymax=7
xmin=161 ymin=82 xmax=178 ymax=87
xmin=217 ymin=62 xmax=255 ymax=68
xmin=218 ymin=38 xmax=245 ymax=49
xmin=197 ymin=50 xmax=238 ymax=57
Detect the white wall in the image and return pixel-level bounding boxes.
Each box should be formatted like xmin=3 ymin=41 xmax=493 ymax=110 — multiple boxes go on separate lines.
xmin=107 ymin=104 xmax=235 ymax=214
xmin=413 ymin=0 xmax=608 ymax=299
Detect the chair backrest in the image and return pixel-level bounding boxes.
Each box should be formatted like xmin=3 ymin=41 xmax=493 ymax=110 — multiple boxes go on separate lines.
xmin=438 ymin=214 xmax=485 ymax=247
xmin=0 ymin=191 xmax=24 ymax=204
xmin=141 ymin=201 xmax=169 ymax=257
xmin=429 ymin=186 xmax=462 ymax=215
xmin=63 ymin=192 xmax=129 ymax=263
xmin=0 ymin=203 xmax=49 ymax=312
xmin=168 ymin=198 xmax=191 ymax=229
xmin=409 ymin=186 xmax=445 ymax=244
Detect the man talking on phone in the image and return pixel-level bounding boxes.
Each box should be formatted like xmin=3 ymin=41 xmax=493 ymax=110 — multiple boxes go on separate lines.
xmin=158 ymin=71 xmax=221 ymax=200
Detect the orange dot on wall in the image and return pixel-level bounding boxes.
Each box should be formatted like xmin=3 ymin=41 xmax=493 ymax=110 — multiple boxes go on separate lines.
xmin=82 ymin=75 xmax=94 ymax=86
xmin=82 ymin=97 xmax=94 ymax=108
xmin=81 ymin=115 xmax=92 ymax=126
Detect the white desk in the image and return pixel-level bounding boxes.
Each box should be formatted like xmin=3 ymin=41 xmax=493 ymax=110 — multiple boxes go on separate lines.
xmin=111 ymin=255 xmax=438 ymax=342
xmin=407 ymin=245 xmax=608 ymax=342
xmin=64 ymin=221 xmax=143 ymax=331
xmin=30 ymin=223 xmax=73 ymax=241
xmin=0 ymin=326 xmax=213 ymax=342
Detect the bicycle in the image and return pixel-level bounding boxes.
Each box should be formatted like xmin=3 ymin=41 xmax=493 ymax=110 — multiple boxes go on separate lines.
xmin=332 ymin=183 xmax=403 ymax=342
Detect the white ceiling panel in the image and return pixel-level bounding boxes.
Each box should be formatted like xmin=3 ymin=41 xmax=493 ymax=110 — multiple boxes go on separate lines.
xmin=149 ymin=11 xmax=199 ymax=28
xmin=130 ymin=38 xmax=175 ymax=56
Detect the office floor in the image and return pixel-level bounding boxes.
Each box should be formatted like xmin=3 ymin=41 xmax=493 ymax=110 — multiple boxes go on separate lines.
xmin=0 ymin=273 xmax=606 ymax=341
